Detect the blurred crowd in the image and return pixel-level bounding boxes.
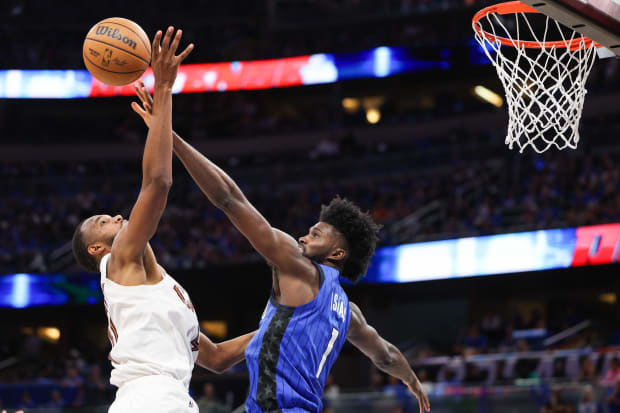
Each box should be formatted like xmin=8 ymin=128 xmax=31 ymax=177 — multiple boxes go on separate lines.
xmin=0 ymin=326 xmax=233 ymax=411
xmin=2 ymin=112 xmax=620 ymax=274
xmin=0 ymin=0 xmax=485 ymax=70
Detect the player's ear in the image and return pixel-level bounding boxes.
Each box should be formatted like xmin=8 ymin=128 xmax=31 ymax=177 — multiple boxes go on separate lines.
xmin=329 ymin=248 xmax=347 ymax=263
xmin=87 ymin=242 xmax=105 ymax=257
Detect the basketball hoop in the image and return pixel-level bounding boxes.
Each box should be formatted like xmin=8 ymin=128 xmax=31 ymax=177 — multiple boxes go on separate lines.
xmin=472 ymin=1 xmax=600 ymax=153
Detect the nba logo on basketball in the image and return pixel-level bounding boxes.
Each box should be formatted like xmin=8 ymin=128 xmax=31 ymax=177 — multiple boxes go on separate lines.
xmin=102 ymin=49 xmax=112 ymax=67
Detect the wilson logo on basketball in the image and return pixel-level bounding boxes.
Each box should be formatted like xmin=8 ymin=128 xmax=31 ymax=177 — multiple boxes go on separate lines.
xmin=95 ymin=25 xmax=138 ymax=50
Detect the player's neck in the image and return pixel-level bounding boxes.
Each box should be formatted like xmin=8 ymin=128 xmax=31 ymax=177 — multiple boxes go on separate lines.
xmin=321 ymin=259 xmax=341 ymax=272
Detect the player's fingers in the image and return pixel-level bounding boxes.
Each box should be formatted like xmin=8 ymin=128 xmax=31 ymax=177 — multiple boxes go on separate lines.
xmin=133 ymin=83 xmax=145 ymax=101
xmin=138 ymin=87 xmax=150 ymax=106
xmin=175 ymin=43 xmax=194 ymax=63
xmin=151 ymin=30 xmax=162 ymax=60
xmin=161 ymin=26 xmax=174 ymax=53
xmin=131 ymin=101 xmax=146 ymax=116
xmin=168 ymin=29 xmax=183 ymax=56
xmin=139 ymin=83 xmax=153 ymax=105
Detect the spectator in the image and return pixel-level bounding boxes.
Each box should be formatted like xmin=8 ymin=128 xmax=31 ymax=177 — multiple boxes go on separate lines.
xmin=541 ymin=390 xmax=573 ymax=413
xmin=18 ymin=392 xmax=35 ymax=409
xmin=577 ymin=386 xmax=598 ymax=413
xmin=463 ymin=326 xmax=488 ymax=355
xmin=197 ymin=382 xmax=227 ymax=413
xmin=370 ymin=370 xmax=385 ymax=391
xmin=324 ymin=374 xmax=340 ymax=398
xmin=84 ymin=365 xmax=109 ymax=406
xmin=602 ymin=359 xmax=620 ymax=386
xmin=417 ymin=369 xmax=433 ymax=395
xmin=383 ymin=376 xmax=413 ymax=411
xmin=45 ymin=389 xmax=64 ymax=413
xmin=608 ymin=380 xmax=620 ymax=413
xmin=61 ymin=366 xmax=85 ymax=407
xmin=580 ymin=358 xmax=597 ymax=382
xmin=61 ymin=366 xmax=84 ymax=388
xmin=499 ymin=325 xmax=518 ymax=352
xmin=464 ymin=364 xmax=487 ymax=383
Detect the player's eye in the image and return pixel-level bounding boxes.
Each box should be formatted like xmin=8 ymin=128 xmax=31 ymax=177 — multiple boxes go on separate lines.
xmin=312 ymin=232 xmax=319 ymax=238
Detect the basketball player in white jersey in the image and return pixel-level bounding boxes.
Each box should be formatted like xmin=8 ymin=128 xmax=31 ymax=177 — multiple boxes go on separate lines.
xmin=71 ymin=28 xmax=254 ymax=412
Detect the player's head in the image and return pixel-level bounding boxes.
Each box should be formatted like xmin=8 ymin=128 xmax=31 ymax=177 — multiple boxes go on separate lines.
xmin=298 ymin=196 xmax=381 ymax=283
xmin=72 ymin=214 xmax=125 ymax=272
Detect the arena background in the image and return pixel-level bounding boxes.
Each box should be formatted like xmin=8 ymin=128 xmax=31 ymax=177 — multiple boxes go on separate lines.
xmin=1 ymin=0 xmax=619 ymax=412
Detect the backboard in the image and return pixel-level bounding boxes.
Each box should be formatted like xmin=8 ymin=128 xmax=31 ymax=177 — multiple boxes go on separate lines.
xmin=520 ymin=0 xmax=620 ymax=56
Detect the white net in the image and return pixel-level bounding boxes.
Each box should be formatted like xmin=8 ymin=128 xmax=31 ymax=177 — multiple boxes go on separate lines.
xmin=473 ymin=6 xmax=598 ymax=153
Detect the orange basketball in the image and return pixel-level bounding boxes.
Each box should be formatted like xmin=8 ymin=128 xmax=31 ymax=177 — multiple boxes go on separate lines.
xmin=83 ymin=18 xmax=151 ymax=86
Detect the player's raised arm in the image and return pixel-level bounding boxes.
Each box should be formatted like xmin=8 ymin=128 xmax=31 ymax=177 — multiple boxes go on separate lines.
xmin=196 ymin=331 xmax=256 ymax=374
xmin=347 ymin=302 xmax=430 ymax=413
xmin=131 ymin=82 xmax=307 ymax=274
xmin=112 ymin=28 xmax=193 ymax=269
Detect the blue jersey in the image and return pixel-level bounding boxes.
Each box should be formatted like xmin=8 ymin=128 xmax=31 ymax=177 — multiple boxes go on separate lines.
xmin=245 ymin=262 xmax=351 ymax=413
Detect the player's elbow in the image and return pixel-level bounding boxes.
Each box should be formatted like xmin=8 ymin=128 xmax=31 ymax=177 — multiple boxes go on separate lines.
xmin=373 ymin=341 xmax=398 ymax=370
xmin=146 ymin=174 xmax=173 ymax=191
xmin=199 ymin=345 xmax=228 ymax=374
xmin=374 ymin=350 xmax=396 ymax=370
xmin=199 ymin=357 xmax=225 ymax=375
xmin=212 ymin=192 xmax=234 ymax=211
xmin=208 ymin=362 xmax=226 ymax=375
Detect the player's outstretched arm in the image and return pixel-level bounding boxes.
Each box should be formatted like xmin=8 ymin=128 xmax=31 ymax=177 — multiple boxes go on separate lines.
xmin=347 ymin=302 xmax=430 ymax=413
xmin=196 ymin=331 xmax=256 ymax=374
xmin=113 ymin=28 xmax=193 ymax=272
xmin=132 ymin=81 xmax=309 ymax=275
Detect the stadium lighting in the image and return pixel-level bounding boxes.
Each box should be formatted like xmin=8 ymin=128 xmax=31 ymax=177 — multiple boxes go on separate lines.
xmin=366 ymin=108 xmax=381 ymax=124
xmin=39 ymin=327 xmax=61 ymax=343
xmin=341 ymin=97 xmax=361 ymax=114
xmin=474 ymin=85 xmax=503 ymax=108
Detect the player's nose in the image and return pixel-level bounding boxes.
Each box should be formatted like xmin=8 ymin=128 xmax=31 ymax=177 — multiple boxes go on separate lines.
xmin=114 ymin=215 xmax=122 ymax=223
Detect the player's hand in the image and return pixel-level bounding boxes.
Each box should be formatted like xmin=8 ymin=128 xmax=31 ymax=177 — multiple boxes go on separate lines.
xmin=151 ymin=26 xmax=193 ymax=88
xmin=405 ymin=378 xmax=431 ymax=413
xmin=131 ymin=80 xmax=153 ymax=127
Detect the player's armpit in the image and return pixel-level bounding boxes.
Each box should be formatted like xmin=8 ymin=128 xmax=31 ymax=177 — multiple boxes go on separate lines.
xmin=346 ymin=302 xmax=393 ymax=368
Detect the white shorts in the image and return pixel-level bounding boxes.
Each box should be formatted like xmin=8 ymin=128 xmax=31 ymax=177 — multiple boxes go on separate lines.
xmin=109 ymin=375 xmax=198 ymax=413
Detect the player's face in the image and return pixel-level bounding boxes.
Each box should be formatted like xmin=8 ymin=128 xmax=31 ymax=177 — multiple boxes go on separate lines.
xmin=298 ymin=222 xmax=343 ymax=263
xmin=84 ymin=214 xmax=126 ymax=246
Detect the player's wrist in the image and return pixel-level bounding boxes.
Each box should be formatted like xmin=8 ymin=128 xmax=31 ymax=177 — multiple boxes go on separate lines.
xmin=154 ymin=82 xmax=174 ymax=92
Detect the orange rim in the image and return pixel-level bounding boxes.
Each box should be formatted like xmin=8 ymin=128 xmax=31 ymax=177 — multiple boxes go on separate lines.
xmin=472 ymin=1 xmax=599 ymax=51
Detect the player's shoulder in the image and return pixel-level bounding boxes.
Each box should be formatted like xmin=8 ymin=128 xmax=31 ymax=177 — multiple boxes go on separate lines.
xmin=106 ymin=251 xmax=147 ymax=285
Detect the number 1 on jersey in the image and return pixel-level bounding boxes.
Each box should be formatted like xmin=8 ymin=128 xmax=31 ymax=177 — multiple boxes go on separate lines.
xmin=316 ymin=328 xmax=339 ymax=378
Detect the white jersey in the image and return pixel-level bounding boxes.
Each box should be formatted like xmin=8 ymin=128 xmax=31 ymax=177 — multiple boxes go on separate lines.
xmin=100 ymin=253 xmax=200 ymax=389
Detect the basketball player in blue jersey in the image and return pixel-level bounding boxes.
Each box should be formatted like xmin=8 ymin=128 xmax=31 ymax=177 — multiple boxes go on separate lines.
xmin=132 ymin=83 xmax=431 ymax=413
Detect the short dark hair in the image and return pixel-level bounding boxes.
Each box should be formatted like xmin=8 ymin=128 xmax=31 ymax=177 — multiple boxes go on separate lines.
xmin=72 ymin=219 xmax=98 ymax=273
xmin=319 ymin=196 xmax=381 ymax=283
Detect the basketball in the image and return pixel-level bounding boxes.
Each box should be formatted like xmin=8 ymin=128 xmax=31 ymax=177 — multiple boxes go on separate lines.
xmin=83 ymin=18 xmax=151 ymax=86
